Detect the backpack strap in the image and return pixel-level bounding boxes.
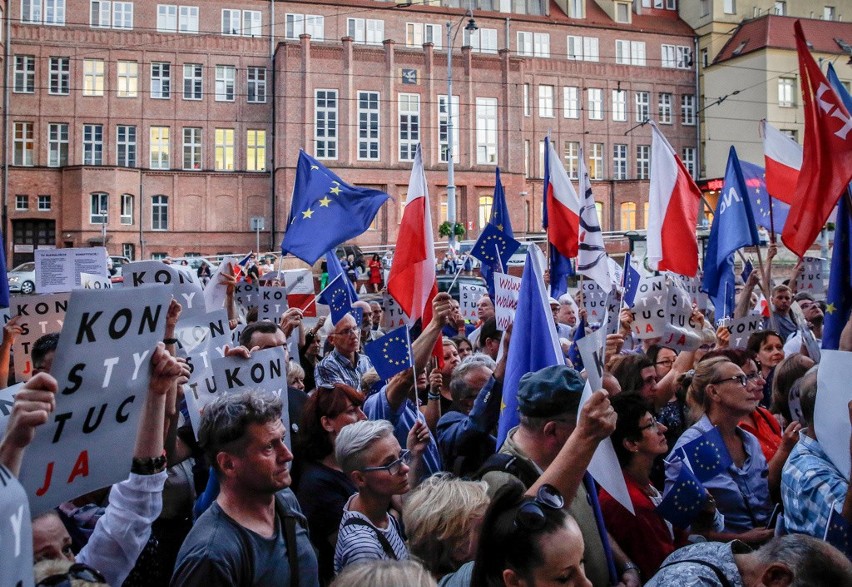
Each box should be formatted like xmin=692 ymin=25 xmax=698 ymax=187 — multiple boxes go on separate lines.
xmin=274 ymin=497 xmax=301 ymax=587
xmin=658 ymin=558 xmax=734 ymax=587
xmin=473 ymin=453 xmax=540 ymax=488
xmin=342 ymin=517 xmax=398 ymax=560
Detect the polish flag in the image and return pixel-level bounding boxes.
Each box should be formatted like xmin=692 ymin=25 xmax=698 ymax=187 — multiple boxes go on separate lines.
xmin=761 ymin=120 xmax=801 ymax=205
xmin=544 ymin=138 xmax=581 ymax=259
xmin=756 ymin=293 xmax=770 ymax=318
xmin=647 ymin=121 xmax=701 ymax=277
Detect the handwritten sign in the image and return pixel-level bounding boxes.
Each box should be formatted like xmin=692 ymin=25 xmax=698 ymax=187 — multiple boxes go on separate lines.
xmin=460 ymin=284 xmax=487 ymax=322
xmin=494 ymin=272 xmax=522 ymax=330
xmin=35 ymin=247 xmax=108 ymax=294
xmin=11 ymin=293 xmax=70 ymax=382
xmin=17 ymin=286 xmax=170 ymax=515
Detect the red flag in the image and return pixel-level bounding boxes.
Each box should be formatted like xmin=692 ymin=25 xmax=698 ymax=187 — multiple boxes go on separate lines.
xmin=647 ymin=122 xmax=701 ymax=276
xmin=761 ymin=119 xmax=801 ymax=205
xmin=782 ymin=21 xmax=852 ymax=258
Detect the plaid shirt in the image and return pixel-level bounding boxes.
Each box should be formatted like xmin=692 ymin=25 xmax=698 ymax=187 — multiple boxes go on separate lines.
xmin=314 ymin=348 xmax=372 ymax=390
xmin=781 ymin=430 xmax=847 ymax=538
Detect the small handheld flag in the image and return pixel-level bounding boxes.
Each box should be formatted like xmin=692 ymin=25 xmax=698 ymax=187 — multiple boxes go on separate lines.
xmin=656 ymin=462 xmax=708 ymax=528
xmin=364 ymin=326 xmax=413 ymax=381
xmin=677 ymin=426 xmax=733 ymax=483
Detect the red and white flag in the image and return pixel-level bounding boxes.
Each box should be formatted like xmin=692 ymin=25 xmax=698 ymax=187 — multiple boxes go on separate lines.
xmin=388 ymin=144 xmax=438 ymax=327
xmin=647 ymin=121 xmax=701 ymax=276
xmin=761 ymin=120 xmax=801 ymax=205
xmin=544 ymin=138 xmax=581 ymax=259
xmin=756 ymin=293 xmax=770 ymax=318
xmin=781 ymin=21 xmax=852 ymax=258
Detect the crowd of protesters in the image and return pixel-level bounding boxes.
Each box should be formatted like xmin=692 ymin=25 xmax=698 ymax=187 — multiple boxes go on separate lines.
xmin=1 ymin=246 xmax=852 ymax=587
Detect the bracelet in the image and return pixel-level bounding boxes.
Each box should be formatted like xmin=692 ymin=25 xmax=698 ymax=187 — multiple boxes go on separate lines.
xmin=163 ymin=337 xmax=178 ymax=345
xmin=622 ymin=562 xmax=640 ymax=576
xmin=131 ymin=451 xmax=167 ymax=475
xmin=427 ymin=393 xmax=441 ymax=401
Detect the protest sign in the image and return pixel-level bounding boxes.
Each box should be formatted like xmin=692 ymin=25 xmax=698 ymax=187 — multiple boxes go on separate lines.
xmin=726 ymin=315 xmax=764 ymax=349
xmin=0 ymin=465 xmax=34 ymax=587
xmin=794 ymin=256 xmax=827 ymax=297
xmin=581 ymin=280 xmax=608 ymax=324
xmin=11 ymin=293 xmax=70 ymax=382
xmin=659 ymin=277 xmax=702 ymax=351
xmin=202 ymin=257 xmax=235 ymax=312
xmin=382 ymin=293 xmax=410 ymax=329
xmin=79 ymin=272 xmax=112 ymax=289
xmin=258 ymin=287 xmax=290 ymax=321
xmin=629 ymin=276 xmax=668 ymax=339
xmin=460 ymin=283 xmax=487 ymax=321
xmin=677 ymin=275 xmax=709 ymax=311
xmin=604 ymin=288 xmax=623 ymax=335
xmin=494 ymin=272 xmax=522 ymax=330
xmin=284 ymin=269 xmax=316 ymax=317
xmin=35 ymin=247 xmax=108 ymax=294
xmin=815 ymin=351 xmax=852 ymax=479
xmin=234 ymin=283 xmax=257 ymax=310
xmin=0 ymin=382 xmax=24 ymax=437
xmin=18 ymin=286 xmax=170 ymax=515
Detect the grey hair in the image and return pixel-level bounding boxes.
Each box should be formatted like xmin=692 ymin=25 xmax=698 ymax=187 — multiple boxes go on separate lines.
xmin=330 ymin=560 xmax=437 ymax=587
xmin=753 ymin=534 xmax=852 ymax=586
xmin=286 ymin=362 xmax=305 ymax=386
xmin=335 ymin=419 xmax=394 ymax=475
xmin=198 ymin=390 xmax=283 ymax=471
xmin=449 ymin=354 xmax=496 ymax=403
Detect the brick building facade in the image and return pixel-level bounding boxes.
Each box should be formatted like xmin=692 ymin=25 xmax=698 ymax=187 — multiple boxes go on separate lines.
xmin=3 ymin=0 xmax=696 ymax=265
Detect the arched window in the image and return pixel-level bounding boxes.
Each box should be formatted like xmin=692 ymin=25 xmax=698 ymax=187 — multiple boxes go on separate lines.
xmin=620 ymin=202 xmax=637 ymax=231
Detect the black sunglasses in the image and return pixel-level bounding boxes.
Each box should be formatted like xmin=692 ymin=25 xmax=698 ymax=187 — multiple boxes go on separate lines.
xmin=514 ymin=484 xmax=565 ymax=530
xmin=37 ymin=563 xmax=106 ymax=587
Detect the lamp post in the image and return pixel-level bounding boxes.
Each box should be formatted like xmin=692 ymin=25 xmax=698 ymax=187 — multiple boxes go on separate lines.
xmin=445 ymin=10 xmax=477 ymax=251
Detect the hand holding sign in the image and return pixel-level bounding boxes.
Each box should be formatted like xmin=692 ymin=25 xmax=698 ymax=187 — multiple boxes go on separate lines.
xmin=0 ymin=373 xmax=57 ymax=476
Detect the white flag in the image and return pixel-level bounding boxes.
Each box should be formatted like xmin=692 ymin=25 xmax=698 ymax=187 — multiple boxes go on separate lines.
xmin=576 ymin=148 xmax=611 ymax=292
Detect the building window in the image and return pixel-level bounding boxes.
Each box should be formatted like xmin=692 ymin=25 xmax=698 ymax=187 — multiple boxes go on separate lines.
xmin=524 ymin=140 xmax=530 ymax=177
xmin=90 ymin=192 xmax=108 ymax=223
xmin=151 ymin=62 xmax=170 ymax=99
xmin=636 ymin=144 xmax=650 ymax=179
xmin=523 ymin=84 xmax=530 ymax=116
xmin=478 ymin=196 xmax=493 ymax=228
xmin=538 ymin=85 xmax=554 ymax=118
xmin=314 ymin=89 xmax=338 ymax=160
xmin=48 ymin=123 xmax=69 ymax=167
xmin=14 ymin=56 xmax=35 ymax=93
xmin=13 ymin=122 xmax=34 ymax=166
xmin=15 ymin=195 xmax=28 ymax=211
xmin=358 ymin=91 xmax=380 ymax=161
xmin=38 ymin=195 xmax=52 ymax=211
xmin=120 ymin=194 xmax=133 ymax=224
xmin=517 ymin=31 xmax=550 ymax=58
xmin=285 ymin=13 xmax=324 ymax=40
xmin=91 ymin=1 xmax=133 ymax=28
xmin=117 ymin=61 xmax=138 ymax=98
xmin=564 ymin=141 xmax=579 ymax=179
xmin=635 ymin=91 xmax=650 ymax=122
xmin=615 ymin=2 xmax=630 ymax=22
xmin=214 ymin=128 xmax=235 ymax=171
xmin=221 ymin=9 xmax=261 ymax=36
xmin=183 ymin=64 xmax=202 ymax=100
xmin=438 ymin=94 xmax=459 ymax=163
xmin=399 ymin=93 xmax=420 ymax=162
xmin=83 ymin=59 xmax=104 ymax=96
xmin=113 ymin=1 xmax=133 ymax=28
xmin=681 ymin=94 xmax=696 ymax=126
xmin=48 ymin=56 xmax=70 ymax=95
xmin=612 ymin=90 xmax=627 ymax=121
xmin=682 ymin=147 xmax=696 ymax=178
xmin=587 ymin=88 xmax=603 ymax=120
xmin=615 ymin=40 xmax=646 ymax=66
xmin=123 ymin=243 xmax=135 ymax=259
xmin=778 ymin=78 xmax=795 ymax=107
xmin=701 ymin=48 xmax=709 ymax=68
xmin=588 ymin=143 xmax=604 ymax=180
xmin=151 ymin=195 xmax=168 ymax=231
xmin=23 ymin=0 xmax=65 ymax=24
xmin=723 ymin=0 xmax=735 ymax=13
xmin=215 ymin=65 xmax=235 ymax=101
xmin=157 ymin=5 xmax=198 ymax=33
xmin=406 ymin=22 xmax=442 ymax=48
xmin=246 ymin=130 xmax=266 ymax=171
xmin=150 ymin=126 xmax=170 ymax=169
xmin=658 ymin=93 xmax=672 ymax=124
xmin=620 ymin=202 xmax=637 ymax=230
xmin=613 ymin=144 xmax=627 ymax=180
xmin=567 ymin=36 xmax=599 ymax=61
xmin=348 ymin=18 xmax=384 ymax=45
xmin=178 ymin=5 xmax=198 ymax=33
xmin=781 ymin=129 xmax=798 ymax=141
xmin=476 ymin=97 xmax=498 ymax=165
xmin=183 ymin=127 xmax=202 ymax=170
xmin=538 ymin=140 xmax=546 ymax=178
xmin=83 ymin=124 xmax=103 ymax=165
xmin=464 ymin=28 xmax=498 ymax=54
xmin=563 ymin=86 xmax=580 ymax=119
xmin=568 ymin=0 xmax=584 ymax=18
xmin=774 ymin=1 xmax=785 ymax=15
xmin=247 ymin=67 xmax=266 ymax=103
xmin=116 ymin=125 xmax=136 ymax=167
xmin=662 ymin=44 xmax=693 ymax=69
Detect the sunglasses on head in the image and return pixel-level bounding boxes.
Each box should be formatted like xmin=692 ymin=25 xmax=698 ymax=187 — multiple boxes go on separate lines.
xmin=37 ymin=563 xmax=105 ymax=587
xmin=514 ymin=484 xmax=565 ymax=531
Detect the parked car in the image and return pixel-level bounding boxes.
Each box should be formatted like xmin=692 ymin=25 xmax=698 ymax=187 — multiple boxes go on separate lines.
xmin=8 ymin=262 xmax=36 ymax=294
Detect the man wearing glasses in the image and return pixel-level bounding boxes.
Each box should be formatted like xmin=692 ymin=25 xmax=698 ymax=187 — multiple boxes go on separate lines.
xmin=315 ymin=313 xmax=373 ymax=391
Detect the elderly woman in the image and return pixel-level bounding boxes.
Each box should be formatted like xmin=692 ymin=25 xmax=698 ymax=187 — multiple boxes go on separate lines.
xmin=666 ymin=356 xmax=775 ymax=545
xmin=295 ymin=384 xmax=367 ymax=585
xmin=403 ymin=474 xmax=490 ymax=586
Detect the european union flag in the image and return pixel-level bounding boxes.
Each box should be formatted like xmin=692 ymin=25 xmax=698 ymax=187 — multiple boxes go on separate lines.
xmin=656 ymin=463 xmax=708 ymax=528
xmin=702 ymin=147 xmax=760 ymax=320
xmin=471 ymin=223 xmax=520 ymax=275
xmin=741 ymin=160 xmax=790 ymax=234
xmin=480 ymin=168 xmax=515 ymax=296
xmin=740 ymin=259 xmax=754 ymax=283
xmin=281 ymin=151 xmax=390 ymax=265
xmin=566 ymin=318 xmax=586 ymax=370
xmin=824 ymin=505 xmax=852 ymax=559
xmin=349 ymin=307 xmax=364 ymax=327
xmin=319 ymin=275 xmax=353 ymax=325
xmin=822 ymin=189 xmax=852 ymax=350
xmin=364 ymin=326 xmax=412 ymax=381
xmin=324 ymin=251 xmax=358 ymax=304
xmin=622 ymin=253 xmax=641 ymax=308
xmin=677 ymin=426 xmax=733 ymax=482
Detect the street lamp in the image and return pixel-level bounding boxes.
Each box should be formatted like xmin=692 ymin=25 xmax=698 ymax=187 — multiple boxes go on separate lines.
xmin=445 ymin=10 xmax=477 ymax=251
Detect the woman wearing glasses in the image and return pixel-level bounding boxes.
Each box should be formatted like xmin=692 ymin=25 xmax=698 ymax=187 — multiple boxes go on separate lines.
xmin=333 ymin=418 xmax=431 ymax=575
xmin=665 ymin=356 xmax=775 ymax=545
xmin=471 ymin=483 xmax=591 ymax=587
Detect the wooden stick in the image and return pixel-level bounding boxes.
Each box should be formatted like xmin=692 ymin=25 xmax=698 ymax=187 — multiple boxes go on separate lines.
xmin=753 ymin=245 xmax=778 ymax=333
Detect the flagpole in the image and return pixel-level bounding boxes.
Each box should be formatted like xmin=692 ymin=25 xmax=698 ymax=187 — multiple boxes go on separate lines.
xmin=300 ymin=272 xmax=343 ymax=313
xmin=494 ymin=244 xmax=504 ymax=274
xmin=447 ymin=256 xmax=467 ymax=292
xmin=753 ymin=246 xmax=778 ymax=332
xmin=768 ymin=196 xmax=777 ymax=244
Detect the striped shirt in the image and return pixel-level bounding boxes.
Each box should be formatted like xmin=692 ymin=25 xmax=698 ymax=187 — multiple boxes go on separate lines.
xmin=314 ymin=349 xmax=373 ymax=390
xmin=334 ymin=495 xmax=408 ymax=574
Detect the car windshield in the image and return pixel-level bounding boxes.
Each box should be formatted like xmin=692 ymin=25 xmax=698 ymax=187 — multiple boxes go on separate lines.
xmin=12 ymin=263 xmax=34 ymax=272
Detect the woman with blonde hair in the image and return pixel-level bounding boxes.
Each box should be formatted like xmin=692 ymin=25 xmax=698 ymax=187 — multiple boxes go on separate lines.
xmin=331 ymin=560 xmax=437 ymax=587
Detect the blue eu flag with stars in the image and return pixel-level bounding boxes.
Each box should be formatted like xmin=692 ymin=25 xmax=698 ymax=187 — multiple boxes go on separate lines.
xmin=656 ymin=463 xmax=708 ymax=528
xmin=281 ymin=150 xmax=390 ymax=265
xmin=822 ymin=189 xmax=852 ymax=350
xmin=740 ymin=160 xmax=790 ymax=234
xmin=320 ymin=275 xmax=354 ymax=326
xmin=677 ymin=426 xmax=733 ymax=482
xmin=480 ymin=167 xmax=515 ymax=296
xmin=622 ymin=253 xmax=641 ymax=308
xmin=471 ymin=223 xmax=520 ymax=275
xmin=364 ymin=326 xmax=413 ymax=381
xmin=824 ymin=505 xmax=852 ymax=559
